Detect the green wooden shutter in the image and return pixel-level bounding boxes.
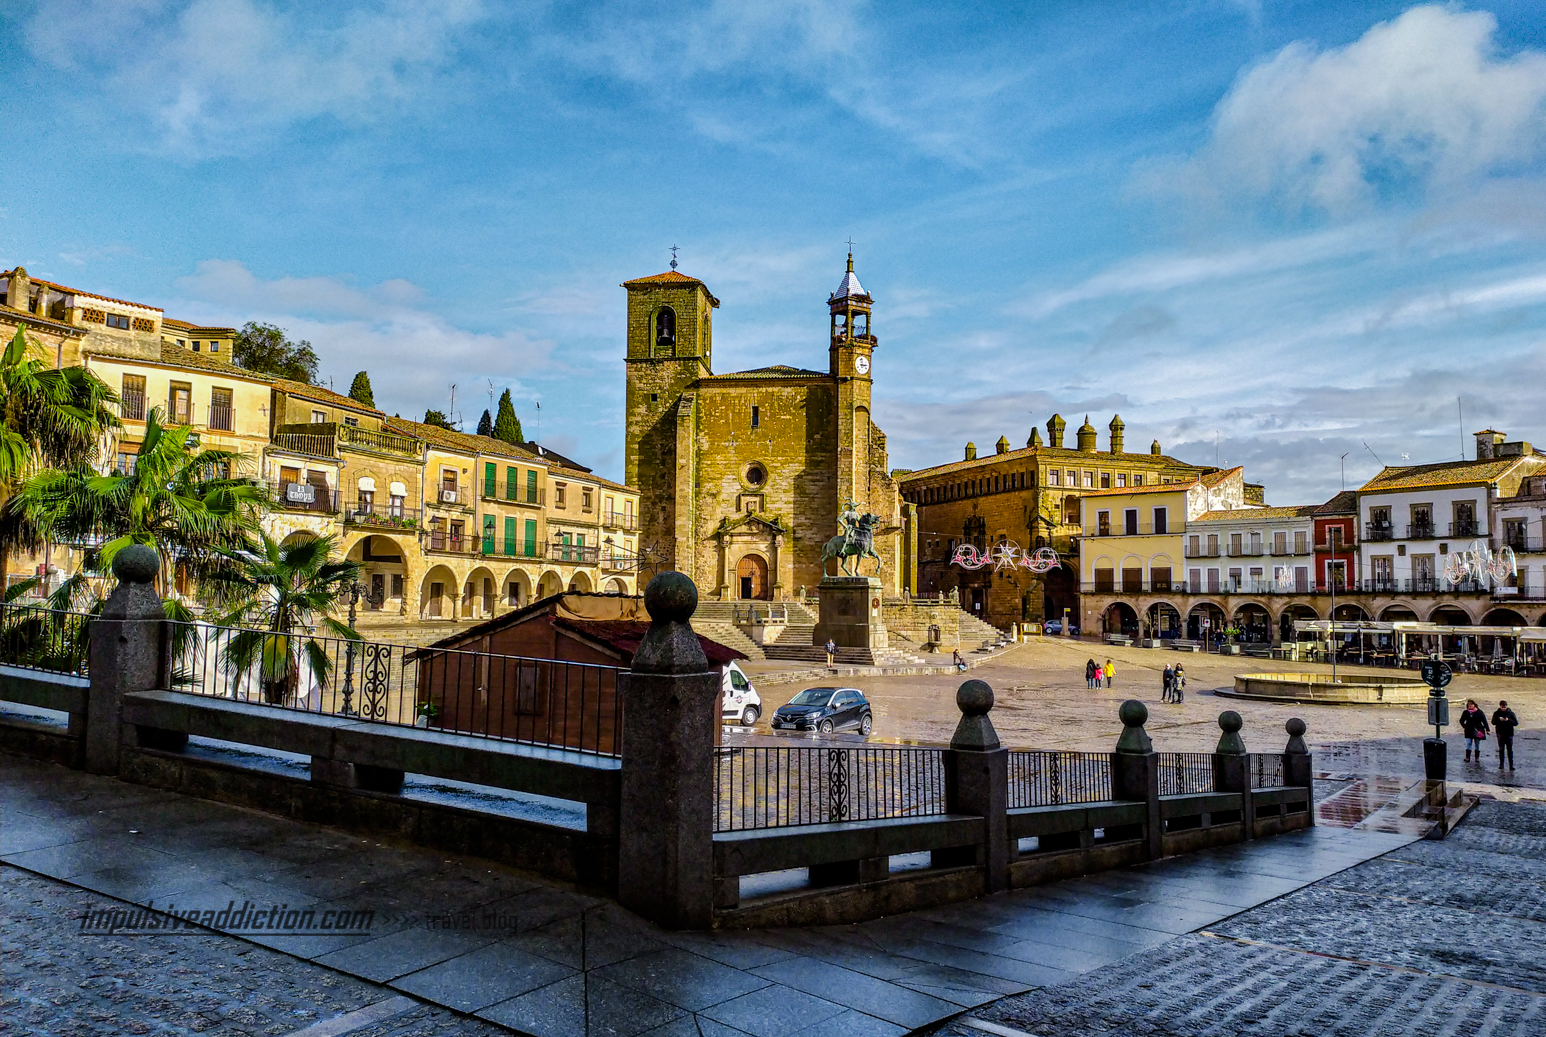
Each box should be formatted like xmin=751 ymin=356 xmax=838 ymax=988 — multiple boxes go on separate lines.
xmin=481 ymin=515 xmax=495 ymax=554
xmin=523 ymin=519 xmax=537 ymax=557
xmin=505 ymin=466 xmax=517 ymax=500
xmin=483 ymin=462 xmax=496 ymax=498
xmin=526 ymin=470 xmax=538 ymax=503
xmin=504 ymin=516 xmax=516 ymax=556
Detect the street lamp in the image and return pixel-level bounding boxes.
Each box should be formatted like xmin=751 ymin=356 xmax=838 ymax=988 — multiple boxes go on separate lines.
xmin=338 ymin=579 xmax=384 ymax=716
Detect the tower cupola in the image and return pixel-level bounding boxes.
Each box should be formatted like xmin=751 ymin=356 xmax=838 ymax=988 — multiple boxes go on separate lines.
xmin=1047 ymin=414 xmax=1066 ymax=449
xmin=1077 ymin=415 xmax=1098 ymax=453
xmin=1108 ymin=414 xmax=1124 ymax=455
xmin=828 ymin=253 xmax=874 ymax=346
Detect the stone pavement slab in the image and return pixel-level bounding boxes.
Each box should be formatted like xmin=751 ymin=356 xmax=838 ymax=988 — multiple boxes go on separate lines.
xmin=1 ymin=752 xmax=1416 ymax=1035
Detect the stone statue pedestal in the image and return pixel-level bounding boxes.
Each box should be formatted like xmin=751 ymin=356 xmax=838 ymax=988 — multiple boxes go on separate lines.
xmin=814 ymin=575 xmax=888 ymax=650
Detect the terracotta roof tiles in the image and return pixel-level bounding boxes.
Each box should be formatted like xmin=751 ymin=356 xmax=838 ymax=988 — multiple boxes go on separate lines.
xmin=1360 ymin=457 xmax=1529 ymax=492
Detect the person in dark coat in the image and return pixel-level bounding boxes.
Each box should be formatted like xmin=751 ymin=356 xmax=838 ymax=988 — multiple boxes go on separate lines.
xmin=1492 ymin=700 xmax=1519 ymax=771
xmin=1162 ymin=664 xmax=1175 ymax=703
xmin=1085 ymin=659 xmax=1098 ymax=689
xmin=1459 ymin=699 xmax=1490 ymax=763
xmin=1172 ymin=664 xmax=1186 ymax=703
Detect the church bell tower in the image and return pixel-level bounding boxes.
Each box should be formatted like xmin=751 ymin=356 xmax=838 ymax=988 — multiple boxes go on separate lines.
xmin=829 ymin=253 xmax=876 ymax=513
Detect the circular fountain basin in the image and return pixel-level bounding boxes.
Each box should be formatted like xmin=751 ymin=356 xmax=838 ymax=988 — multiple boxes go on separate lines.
xmin=1223 ymin=672 xmax=1429 ymax=705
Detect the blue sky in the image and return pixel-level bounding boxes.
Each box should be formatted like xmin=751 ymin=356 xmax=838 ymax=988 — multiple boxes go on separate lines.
xmin=4 ymin=1 xmax=1544 ymax=503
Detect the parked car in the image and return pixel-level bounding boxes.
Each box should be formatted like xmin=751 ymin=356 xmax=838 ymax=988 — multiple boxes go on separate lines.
xmin=771 ymin=686 xmax=873 ymax=735
xmin=720 ymin=661 xmax=762 ymax=726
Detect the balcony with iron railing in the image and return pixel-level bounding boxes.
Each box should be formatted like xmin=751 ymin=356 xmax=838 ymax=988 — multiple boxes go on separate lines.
xmin=1183 ymin=544 xmax=1222 ymax=558
xmin=423 ymin=533 xmax=484 ymax=556
xmin=1082 ymin=575 xmax=1492 ymax=596
xmin=600 ymin=552 xmax=639 ymax=571
xmin=272 ymin=431 xmax=338 ymax=459
xmin=1449 ymin=520 xmax=1481 ymax=538
xmin=1500 ymin=532 xmax=1544 ymax=553
xmin=208 ymin=404 xmax=233 ymax=432
xmin=602 ymin=510 xmax=639 ymax=531
xmin=1365 ymin=523 xmax=1394 ymax=542
xmin=270 ymin=479 xmax=339 ymax=514
xmin=338 ymin=423 xmax=421 ymax=459
xmin=548 ymin=543 xmax=600 ymax=565
xmin=344 ymin=503 xmax=421 ymax=531
xmin=120 ymin=389 xmax=146 ymax=422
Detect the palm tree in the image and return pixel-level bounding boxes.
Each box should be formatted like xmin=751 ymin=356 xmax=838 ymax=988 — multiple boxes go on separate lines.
xmin=0 ymin=325 xmax=119 ymax=582
xmin=5 ymin=407 xmax=267 ymax=596
xmin=209 ymin=531 xmax=362 ymax=705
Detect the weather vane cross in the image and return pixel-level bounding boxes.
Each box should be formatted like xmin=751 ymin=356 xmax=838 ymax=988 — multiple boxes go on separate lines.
xmin=669 ymin=245 xmax=679 ymax=270
xmin=845 ymin=236 xmax=855 ymax=254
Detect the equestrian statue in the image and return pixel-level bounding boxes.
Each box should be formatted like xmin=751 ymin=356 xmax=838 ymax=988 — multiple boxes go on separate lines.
xmin=821 ymin=500 xmax=885 ymax=577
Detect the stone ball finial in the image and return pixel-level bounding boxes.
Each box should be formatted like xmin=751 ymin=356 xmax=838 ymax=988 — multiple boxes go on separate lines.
xmin=1118 ymin=699 xmax=1148 ymax=728
xmin=112 ymin=545 xmax=160 ymax=585
xmin=1215 ymin=709 xmax=1247 ymax=754
xmin=644 ymin=571 xmax=697 ymax=623
xmin=1218 ymin=710 xmax=1243 ymax=734
xmin=1115 ymin=699 xmax=1153 ymax=754
xmin=956 ymin=679 xmax=994 ymax=716
xmin=1285 ymin=717 xmax=1306 ymax=737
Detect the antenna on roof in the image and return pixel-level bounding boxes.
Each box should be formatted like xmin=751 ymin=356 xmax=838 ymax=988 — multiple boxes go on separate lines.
xmin=1362 ymin=440 xmax=1383 ymax=467
xmin=1458 ymin=397 xmax=1465 ymax=461
xmin=1339 ymin=452 xmax=1348 ymax=492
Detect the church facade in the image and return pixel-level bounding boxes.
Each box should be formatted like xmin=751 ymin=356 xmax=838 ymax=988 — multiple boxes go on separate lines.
xmin=622 ymin=257 xmax=901 ymax=600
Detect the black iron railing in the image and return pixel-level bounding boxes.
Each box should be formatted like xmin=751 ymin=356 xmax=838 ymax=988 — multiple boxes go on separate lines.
xmin=1158 ymin=752 xmax=1215 ymax=796
xmin=0 ymin=603 xmax=93 ymax=676
xmin=1006 ymin=750 xmax=1112 ymax=808
xmin=1249 ymin=753 xmax=1285 ymax=789
xmin=713 ymin=745 xmax=947 ymax=832
xmin=165 ymin=621 xmax=624 ymax=756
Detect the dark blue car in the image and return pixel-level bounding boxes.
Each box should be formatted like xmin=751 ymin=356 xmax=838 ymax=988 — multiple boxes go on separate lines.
xmin=771 ymin=686 xmax=873 ymax=735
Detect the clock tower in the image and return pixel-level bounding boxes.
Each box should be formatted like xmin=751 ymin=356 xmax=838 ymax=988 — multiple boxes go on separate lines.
xmin=829 ymin=252 xmax=876 ymax=514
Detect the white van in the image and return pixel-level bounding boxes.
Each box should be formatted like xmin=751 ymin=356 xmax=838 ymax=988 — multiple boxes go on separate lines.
xmin=720 ymin=661 xmax=763 ymax=726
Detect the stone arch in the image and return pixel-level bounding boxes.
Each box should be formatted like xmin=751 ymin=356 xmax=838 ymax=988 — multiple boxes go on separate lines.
xmin=463 ymin=565 xmax=498 ymax=620
xmin=1279 ymin=603 xmax=1319 ymax=643
xmin=1379 ymin=604 xmax=1420 ymax=622
xmin=1330 ymin=603 xmax=1369 ymax=622
xmin=1482 ymin=607 xmax=1527 ymax=627
xmin=604 ymin=577 xmax=630 ymax=595
xmin=501 ymin=567 xmax=534 ymax=609
xmin=346 ymin=533 xmax=413 ymax=615
xmin=1231 ymin=601 xmax=1272 ymax=643
xmin=279 ymin=530 xmax=319 ymax=548
xmin=736 ymin=553 xmax=771 ymax=600
xmin=537 ymin=570 xmax=564 ymax=599
xmin=1103 ymin=601 xmax=1138 ymax=636
xmin=1187 ymin=601 xmax=1225 ymax=640
xmin=419 ymin=564 xmax=460 ymax=620
xmin=1145 ymin=600 xmax=1182 ymax=639
xmin=654 ymin=306 xmax=676 ymax=356
xmin=1428 ymin=603 xmax=1473 ymax=625
xmin=568 ymin=570 xmax=593 ymax=593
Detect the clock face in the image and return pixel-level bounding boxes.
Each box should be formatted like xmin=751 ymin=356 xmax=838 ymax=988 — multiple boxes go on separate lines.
xmin=854 ymin=355 xmax=870 ymax=375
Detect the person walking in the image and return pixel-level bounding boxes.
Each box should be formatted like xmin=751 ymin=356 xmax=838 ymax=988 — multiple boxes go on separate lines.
xmin=1162 ymin=664 xmax=1175 ymax=703
xmin=1492 ymin=700 xmax=1519 ymax=771
xmin=824 ymin=638 xmax=837 ymax=668
xmin=1173 ymin=663 xmax=1186 ymax=703
xmin=1103 ymin=659 xmax=1115 ymax=689
xmin=1459 ymin=699 xmax=1489 ymax=763
xmin=1085 ymin=658 xmax=1098 ymax=689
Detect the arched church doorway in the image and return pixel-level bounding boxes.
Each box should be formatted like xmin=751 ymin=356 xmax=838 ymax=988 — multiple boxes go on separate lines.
xmin=737 ymin=554 xmax=771 ymax=600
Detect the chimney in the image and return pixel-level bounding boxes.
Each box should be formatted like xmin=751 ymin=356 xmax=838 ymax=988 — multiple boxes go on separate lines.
xmin=995 ymin=435 xmax=1010 ymax=455
xmin=1108 ymin=414 xmax=1125 ymax=455
xmin=1151 ymin=439 xmax=1162 ymax=455
xmin=965 ymin=442 xmax=977 ymax=461
xmin=1474 ymin=429 xmax=1504 ymax=460
xmin=6 ymin=266 xmax=31 ymax=312
xmin=1047 ymin=414 xmax=1065 ymax=449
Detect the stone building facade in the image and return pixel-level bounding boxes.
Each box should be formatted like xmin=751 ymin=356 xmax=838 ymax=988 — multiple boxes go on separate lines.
xmin=896 ymin=416 xmax=1207 ymax=629
xmin=622 ymin=258 xmax=901 ymax=600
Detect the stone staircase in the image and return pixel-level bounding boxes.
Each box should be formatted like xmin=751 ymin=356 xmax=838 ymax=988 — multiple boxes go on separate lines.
xmin=959 ymin=611 xmax=1011 ymax=653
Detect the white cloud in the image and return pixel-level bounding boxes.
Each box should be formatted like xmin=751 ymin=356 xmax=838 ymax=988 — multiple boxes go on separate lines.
xmin=26 ymin=0 xmax=487 ymax=155
xmin=169 ymin=260 xmax=558 ymax=421
xmin=1155 ymin=5 xmax=1546 ymax=213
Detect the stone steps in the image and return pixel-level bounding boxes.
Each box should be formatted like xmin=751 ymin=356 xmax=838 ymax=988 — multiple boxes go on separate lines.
xmin=692 ymin=621 xmax=765 ymax=661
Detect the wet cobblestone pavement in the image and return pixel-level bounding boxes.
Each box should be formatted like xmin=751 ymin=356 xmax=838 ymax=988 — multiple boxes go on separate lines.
xmin=931 ymin=799 xmax=1546 ymax=1037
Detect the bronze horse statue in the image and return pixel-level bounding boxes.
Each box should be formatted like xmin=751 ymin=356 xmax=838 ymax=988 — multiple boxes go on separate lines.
xmin=822 ymin=512 xmax=884 ymax=577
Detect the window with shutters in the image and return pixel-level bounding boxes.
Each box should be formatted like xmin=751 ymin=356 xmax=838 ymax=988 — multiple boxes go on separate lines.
xmin=523 ymin=519 xmax=537 ymax=557
xmin=484 ymin=462 xmax=496 ymax=498
xmin=504 ymin=516 xmax=517 ymax=556
xmin=505 ymin=466 xmax=518 ymax=500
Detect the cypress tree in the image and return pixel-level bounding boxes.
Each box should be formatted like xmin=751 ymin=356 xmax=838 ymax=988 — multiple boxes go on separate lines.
xmin=476 ymin=409 xmax=493 ymax=437
xmin=347 ymin=371 xmax=375 ymax=407
xmin=493 ymin=389 xmax=524 ymax=445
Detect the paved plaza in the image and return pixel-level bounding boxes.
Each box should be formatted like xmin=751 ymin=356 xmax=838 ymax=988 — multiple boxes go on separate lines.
xmin=741 ymin=638 xmax=1546 ymax=794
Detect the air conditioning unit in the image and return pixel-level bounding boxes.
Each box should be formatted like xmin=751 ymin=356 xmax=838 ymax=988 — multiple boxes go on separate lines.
xmin=440 ymin=489 xmax=459 ymax=503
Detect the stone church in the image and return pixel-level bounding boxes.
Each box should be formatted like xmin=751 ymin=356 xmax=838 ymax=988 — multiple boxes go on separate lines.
xmin=622 ymin=256 xmax=902 ymax=600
